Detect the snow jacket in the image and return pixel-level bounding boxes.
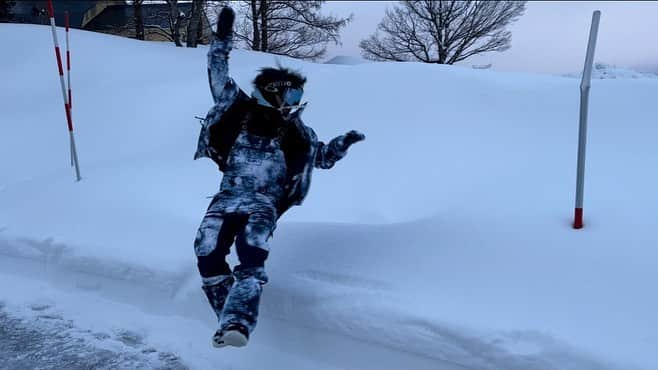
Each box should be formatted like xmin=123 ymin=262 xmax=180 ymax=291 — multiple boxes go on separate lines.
xmin=194 ymin=36 xmax=349 ymax=216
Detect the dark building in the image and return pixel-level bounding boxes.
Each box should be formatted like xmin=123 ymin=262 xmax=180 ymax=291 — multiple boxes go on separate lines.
xmin=10 ymin=1 xmax=212 ymax=43
xmin=11 ymin=0 xmax=97 ymax=27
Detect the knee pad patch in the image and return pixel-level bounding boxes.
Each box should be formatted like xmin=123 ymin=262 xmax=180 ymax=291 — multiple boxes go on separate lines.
xmin=233 ymin=266 xmax=268 ymax=284
xmin=194 ymin=217 xmax=223 ymax=256
xmin=243 ymin=223 xmax=272 ymax=250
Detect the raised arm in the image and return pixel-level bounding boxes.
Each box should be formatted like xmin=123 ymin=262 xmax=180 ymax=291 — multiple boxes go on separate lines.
xmin=208 ymin=7 xmax=237 ymax=104
xmin=194 ymin=7 xmax=247 ymax=164
xmin=315 ymin=130 xmax=366 ymax=169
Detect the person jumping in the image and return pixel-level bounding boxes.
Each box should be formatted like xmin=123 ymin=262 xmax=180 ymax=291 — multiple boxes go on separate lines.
xmin=193 ymin=6 xmax=365 ymax=348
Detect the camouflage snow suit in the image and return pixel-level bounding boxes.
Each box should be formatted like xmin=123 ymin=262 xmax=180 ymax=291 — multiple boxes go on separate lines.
xmin=193 ymin=35 xmax=354 ymax=336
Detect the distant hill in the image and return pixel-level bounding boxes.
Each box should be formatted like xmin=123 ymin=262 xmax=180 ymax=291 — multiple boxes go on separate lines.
xmin=324 ymin=55 xmax=369 ymax=65
xmin=565 ymin=62 xmax=658 ymax=79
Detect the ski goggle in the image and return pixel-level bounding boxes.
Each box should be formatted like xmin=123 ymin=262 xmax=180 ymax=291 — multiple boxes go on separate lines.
xmin=263 ymin=81 xmax=304 ymax=108
xmin=281 ymin=87 xmax=303 ymax=107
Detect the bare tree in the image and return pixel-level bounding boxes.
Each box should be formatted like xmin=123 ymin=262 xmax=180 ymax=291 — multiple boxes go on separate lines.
xmin=249 ymin=0 xmax=260 ymax=49
xmin=360 ymin=0 xmax=526 ymax=64
xmin=186 ymin=0 xmax=204 ymax=47
xmin=133 ymin=0 xmax=145 ymax=40
xmin=160 ymin=0 xmax=186 ymax=46
xmin=233 ymin=0 xmax=351 ymax=61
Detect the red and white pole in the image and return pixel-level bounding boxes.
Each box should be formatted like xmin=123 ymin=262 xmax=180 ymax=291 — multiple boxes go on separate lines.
xmin=47 ymin=0 xmax=81 ymax=181
xmin=65 ymin=11 xmax=72 ymax=110
xmin=65 ymin=11 xmax=75 ymax=168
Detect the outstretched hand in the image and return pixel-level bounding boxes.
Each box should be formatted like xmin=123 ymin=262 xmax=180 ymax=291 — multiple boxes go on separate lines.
xmin=215 ymin=7 xmax=235 ymax=40
xmin=341 ymin=130 xmax=366 ymax=150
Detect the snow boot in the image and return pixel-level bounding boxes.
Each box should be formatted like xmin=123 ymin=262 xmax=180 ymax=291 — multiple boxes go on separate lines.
xmin=212 ymin=323 xmax=249 ymax=348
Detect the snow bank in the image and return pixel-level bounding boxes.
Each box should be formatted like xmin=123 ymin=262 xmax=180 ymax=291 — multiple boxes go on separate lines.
xmin=2 ymin=23 xmax=658 ymax=369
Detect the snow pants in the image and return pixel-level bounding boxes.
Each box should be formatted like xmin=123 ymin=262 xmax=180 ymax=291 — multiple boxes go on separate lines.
xmin=194 ymin=192 xmax=277 ymax=335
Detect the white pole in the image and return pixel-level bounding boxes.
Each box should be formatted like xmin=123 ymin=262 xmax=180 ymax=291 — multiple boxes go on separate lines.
xmin=574 ymin=10 xmax=601 ymax=229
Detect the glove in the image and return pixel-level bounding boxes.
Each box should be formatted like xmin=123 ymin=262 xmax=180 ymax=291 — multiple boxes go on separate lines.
xmin=341 ymin=130 xmax=365 ymax=151
xmin=215 ymin=7 xmax=235 ymax=40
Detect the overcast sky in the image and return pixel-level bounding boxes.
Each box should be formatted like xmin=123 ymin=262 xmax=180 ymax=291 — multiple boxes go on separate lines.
xmin=321 ymin=1 xmax=658 ymax=74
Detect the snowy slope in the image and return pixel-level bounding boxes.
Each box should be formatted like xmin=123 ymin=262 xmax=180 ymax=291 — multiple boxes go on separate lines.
xmin=2 ymin=24 xmax=658 ymax=370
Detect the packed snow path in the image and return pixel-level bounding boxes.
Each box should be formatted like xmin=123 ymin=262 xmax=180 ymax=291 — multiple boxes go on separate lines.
xmin=0 ymin=305 xmax=187 ymax=370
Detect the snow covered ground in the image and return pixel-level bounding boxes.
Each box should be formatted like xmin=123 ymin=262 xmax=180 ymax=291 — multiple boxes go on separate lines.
xmin=2 ymin=24 xmax=658 ymax=369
